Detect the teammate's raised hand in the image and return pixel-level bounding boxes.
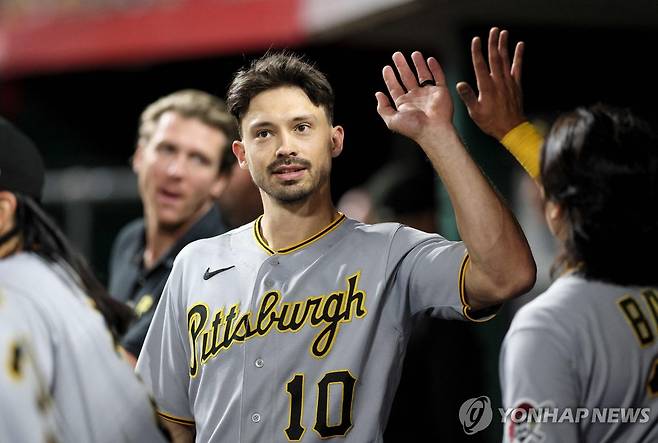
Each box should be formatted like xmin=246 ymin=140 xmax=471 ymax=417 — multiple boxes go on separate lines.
xmin=456 ymin=27 xmax=526 ymax=140
xmin=376 ymin=51 xmax=454 ymax=143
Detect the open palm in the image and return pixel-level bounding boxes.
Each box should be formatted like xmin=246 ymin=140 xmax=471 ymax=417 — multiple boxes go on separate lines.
xmin=376 ymin=51 xmax=454 ymax=141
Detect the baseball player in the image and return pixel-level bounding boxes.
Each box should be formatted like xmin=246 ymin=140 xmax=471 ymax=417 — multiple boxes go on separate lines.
xmin=458 ymin=28 xmax=658 ymax=442
xmin=498 ymin=105 xmax=658 ymax=442
xmin=0 ymin=291 xmax=59 ymax=442
xmin=137 ymin=51 xmax=536 ymax=442
xmin=0 ymin=117 xmax=170 ymax=442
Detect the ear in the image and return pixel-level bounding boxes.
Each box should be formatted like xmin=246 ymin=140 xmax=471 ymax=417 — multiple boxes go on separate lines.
xmin=132 ymin=142 xmax=145 ymax=174
xmin=232 ymin=140 xmax=248 ymax=170
xmin=330 ymin=125 xmax=344 ymax=158
xmin=0 ymin=191 xmax=18 ymax=236
xmin=544 ymin=199 xmax=565 ymax=237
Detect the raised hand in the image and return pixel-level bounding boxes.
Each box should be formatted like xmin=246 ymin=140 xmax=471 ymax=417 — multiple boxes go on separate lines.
xmin=376 ymin=51 xmax=454 ymax=143
xmin=456 ymin=27 xmax=526 ymax=140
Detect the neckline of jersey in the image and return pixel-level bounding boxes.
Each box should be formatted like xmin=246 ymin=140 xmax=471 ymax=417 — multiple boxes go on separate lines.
xmin=253 ymin=212 xmax=347 ymax=255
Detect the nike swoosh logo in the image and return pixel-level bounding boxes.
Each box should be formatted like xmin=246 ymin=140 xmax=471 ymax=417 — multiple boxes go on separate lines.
xmin=203 ymin=265 xmax=235 ymax=280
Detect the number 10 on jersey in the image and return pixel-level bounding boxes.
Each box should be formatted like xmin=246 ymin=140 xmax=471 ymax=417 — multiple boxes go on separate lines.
xmin=285 ymin=370 xmax=357 ymax=440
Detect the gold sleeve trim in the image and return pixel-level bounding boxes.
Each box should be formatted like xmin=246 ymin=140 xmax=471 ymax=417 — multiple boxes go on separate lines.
xmin=157 ymin=410 xmax=195 ymax=426
xmin=458 ymin=254 xmax=498 ymax=323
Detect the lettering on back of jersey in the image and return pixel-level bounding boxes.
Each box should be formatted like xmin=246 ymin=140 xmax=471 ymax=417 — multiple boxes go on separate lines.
xmin=187 ymin=272 xmax=367 ymax=377
xmin=617 ymin=293 xmax=655 ymax=347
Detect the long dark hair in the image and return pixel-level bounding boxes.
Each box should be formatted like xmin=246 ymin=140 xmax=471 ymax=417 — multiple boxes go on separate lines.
xmin=12 ymin=193 xmax=133 ymax=338
xmin=540 ymin=104 xmax=658 ymax=286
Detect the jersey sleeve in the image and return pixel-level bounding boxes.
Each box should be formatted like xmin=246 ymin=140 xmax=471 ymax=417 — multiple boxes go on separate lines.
xmin=136 ymin=261 xmax=194 ymax=427
xmin=0 ymin=286 xmax=56 ymax=386
xmin=500 ymin=309 xmax=579 ymax=443
xmin=0 ymin=295 xmax=59 ymax=443
xmin=389 ymin=225 xmax=497 ymax=322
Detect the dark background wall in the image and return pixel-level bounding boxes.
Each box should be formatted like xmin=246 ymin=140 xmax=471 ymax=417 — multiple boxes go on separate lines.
xmin=1 ymin=3 xmax=657 ymax=440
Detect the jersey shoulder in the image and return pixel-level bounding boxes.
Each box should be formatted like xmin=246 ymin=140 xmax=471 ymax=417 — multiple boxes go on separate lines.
xmin=0 ymin=253 xmax=70 ymax=296
xmin=348 ymin=220 xmax=447 ymax=246
xmin=0 ymin=253 xmax=87 ymax=332
xmin=175 ymin=222 xmax=254 ymax=263
xmin=343 ymin=220 xmax=400 ymax=242
xmin=509 ymin=275 xmax=598 ymax=337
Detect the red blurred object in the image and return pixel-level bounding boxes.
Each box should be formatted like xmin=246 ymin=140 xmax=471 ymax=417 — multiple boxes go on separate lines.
xmin=0 ymin=0 xmax=306 ymax=78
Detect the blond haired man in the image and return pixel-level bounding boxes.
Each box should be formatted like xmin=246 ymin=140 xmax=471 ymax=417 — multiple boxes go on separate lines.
xmin=109 ymin=89 xmax=238 ymax=364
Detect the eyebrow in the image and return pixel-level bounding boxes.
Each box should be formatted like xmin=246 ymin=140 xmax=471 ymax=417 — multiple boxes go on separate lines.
xmin=290 ymin=115 xmax=316 ymax=123
xmin=248 ymin=114 xmax=317 ymax=130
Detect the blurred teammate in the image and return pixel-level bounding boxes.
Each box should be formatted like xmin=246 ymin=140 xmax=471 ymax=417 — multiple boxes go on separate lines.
xmin=136 ymin=51 xmax=535 ymax=442
xmin=500 ymin=104 xmax=658 ymax=442
xmin=108 ymin=89 xmax=238 ymax=364
xmin=0 ymin=117 xmax=169 ymax=442
xmin=460 ymin=26 xmax=658 ymax=442
xmin=0 ymin=294 xmax=58 ymax=442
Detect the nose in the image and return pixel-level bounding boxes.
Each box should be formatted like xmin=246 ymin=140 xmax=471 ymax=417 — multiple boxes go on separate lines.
xmin=165 ymin=154 xmax=186 ymax=177
xmin=276 ymin=132 xmax=298 ymax=158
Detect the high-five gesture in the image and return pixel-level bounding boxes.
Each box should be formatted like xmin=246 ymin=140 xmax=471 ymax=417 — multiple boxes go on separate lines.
xmin=456 ymin=27 xmax=526 ymax=140
xmin=376 ymin=51 xmax=454 ymax=144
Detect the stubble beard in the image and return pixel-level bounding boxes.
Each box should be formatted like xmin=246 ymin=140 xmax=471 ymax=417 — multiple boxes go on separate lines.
xmin=252 ymin=161 xmax=330 ymax=204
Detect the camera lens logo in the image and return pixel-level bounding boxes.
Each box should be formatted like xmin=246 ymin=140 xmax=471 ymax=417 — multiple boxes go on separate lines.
xmin=459 ymin=396 xmax=493 ymax=435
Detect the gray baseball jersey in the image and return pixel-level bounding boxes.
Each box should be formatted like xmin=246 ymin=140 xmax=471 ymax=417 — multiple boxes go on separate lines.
xmin=0 ymin=252 xmax=169 ymax=443
xmin=500 ymin=274 xmax=658 ymax=442
xmin=0 ymin=291 xmax=59 ymax=442
xmin=137 ymin=214 xmax=497 ymax=442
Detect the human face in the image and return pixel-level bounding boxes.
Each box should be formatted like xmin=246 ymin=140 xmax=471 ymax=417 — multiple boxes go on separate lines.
xmin=232 ymin=86 xmax=343 ymax=204
xmin=133 ymin=111 xmax=227 ymax=232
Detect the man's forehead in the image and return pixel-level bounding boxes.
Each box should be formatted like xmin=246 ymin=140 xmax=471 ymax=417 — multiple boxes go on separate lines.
xmin=153 ymin=111 xmax=224 ymax=139
xmin=148 ymin=111 xmax=226 ymax=155
xmin=242 ymin=86 xmax=326 ymax=126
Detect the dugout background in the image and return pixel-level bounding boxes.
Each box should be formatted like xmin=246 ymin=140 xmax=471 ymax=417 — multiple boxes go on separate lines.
xmin=1 ymin=0 xmax=657 ymax=441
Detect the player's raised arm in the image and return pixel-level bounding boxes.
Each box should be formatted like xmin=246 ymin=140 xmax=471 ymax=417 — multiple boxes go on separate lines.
xmin=376 ymin=51 xmax=535 ymax=310
xmin=457 ymin=27 xmax=543 ymax=179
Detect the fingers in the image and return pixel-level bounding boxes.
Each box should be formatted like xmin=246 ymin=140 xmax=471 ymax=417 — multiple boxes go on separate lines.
xmin=487 ymin=27 xmax=504 ymax=80
xmin=471 ymin=36 xmax=492 ymax=94
xmin=511 ymin=41 xmax=525 ymax=85
xmin=382 ymin=65 xmax=406 ymax=102
xmin=498 ymin=30 xmax=512 ymax=78
xmin=375 ymin=91 xmax=395 ymax=125
xmin=456 ymin=82 xmax=477 ymax=109
xmin=427 ymin=56 xmax=446 ymax=86
xmin=392 ymin=52 xmax=418 ymax=91
xmin=411 ymin=51 xmax=434 ymax=85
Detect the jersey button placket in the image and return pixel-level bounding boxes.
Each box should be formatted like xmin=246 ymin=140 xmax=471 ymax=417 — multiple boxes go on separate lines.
xmin=242 ymin=259 xmax=277 ymax=441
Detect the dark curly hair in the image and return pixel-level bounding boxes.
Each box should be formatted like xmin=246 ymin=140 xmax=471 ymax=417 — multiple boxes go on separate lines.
xmin=540 ymin=104 xmax=658 ymax=286
xmin=226 ymin=51 xmax=334 ymax=136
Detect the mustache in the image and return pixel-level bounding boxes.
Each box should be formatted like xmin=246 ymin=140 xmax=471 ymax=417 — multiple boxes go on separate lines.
xmin=267 ymin=157 xmax=312 ymax=173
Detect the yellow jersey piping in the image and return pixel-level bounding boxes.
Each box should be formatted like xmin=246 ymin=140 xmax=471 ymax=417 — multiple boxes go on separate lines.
xmin=157 ymin=410 xmax=195 ymax=426
xmin=253 ymin=213 xmax=346 ymax=256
